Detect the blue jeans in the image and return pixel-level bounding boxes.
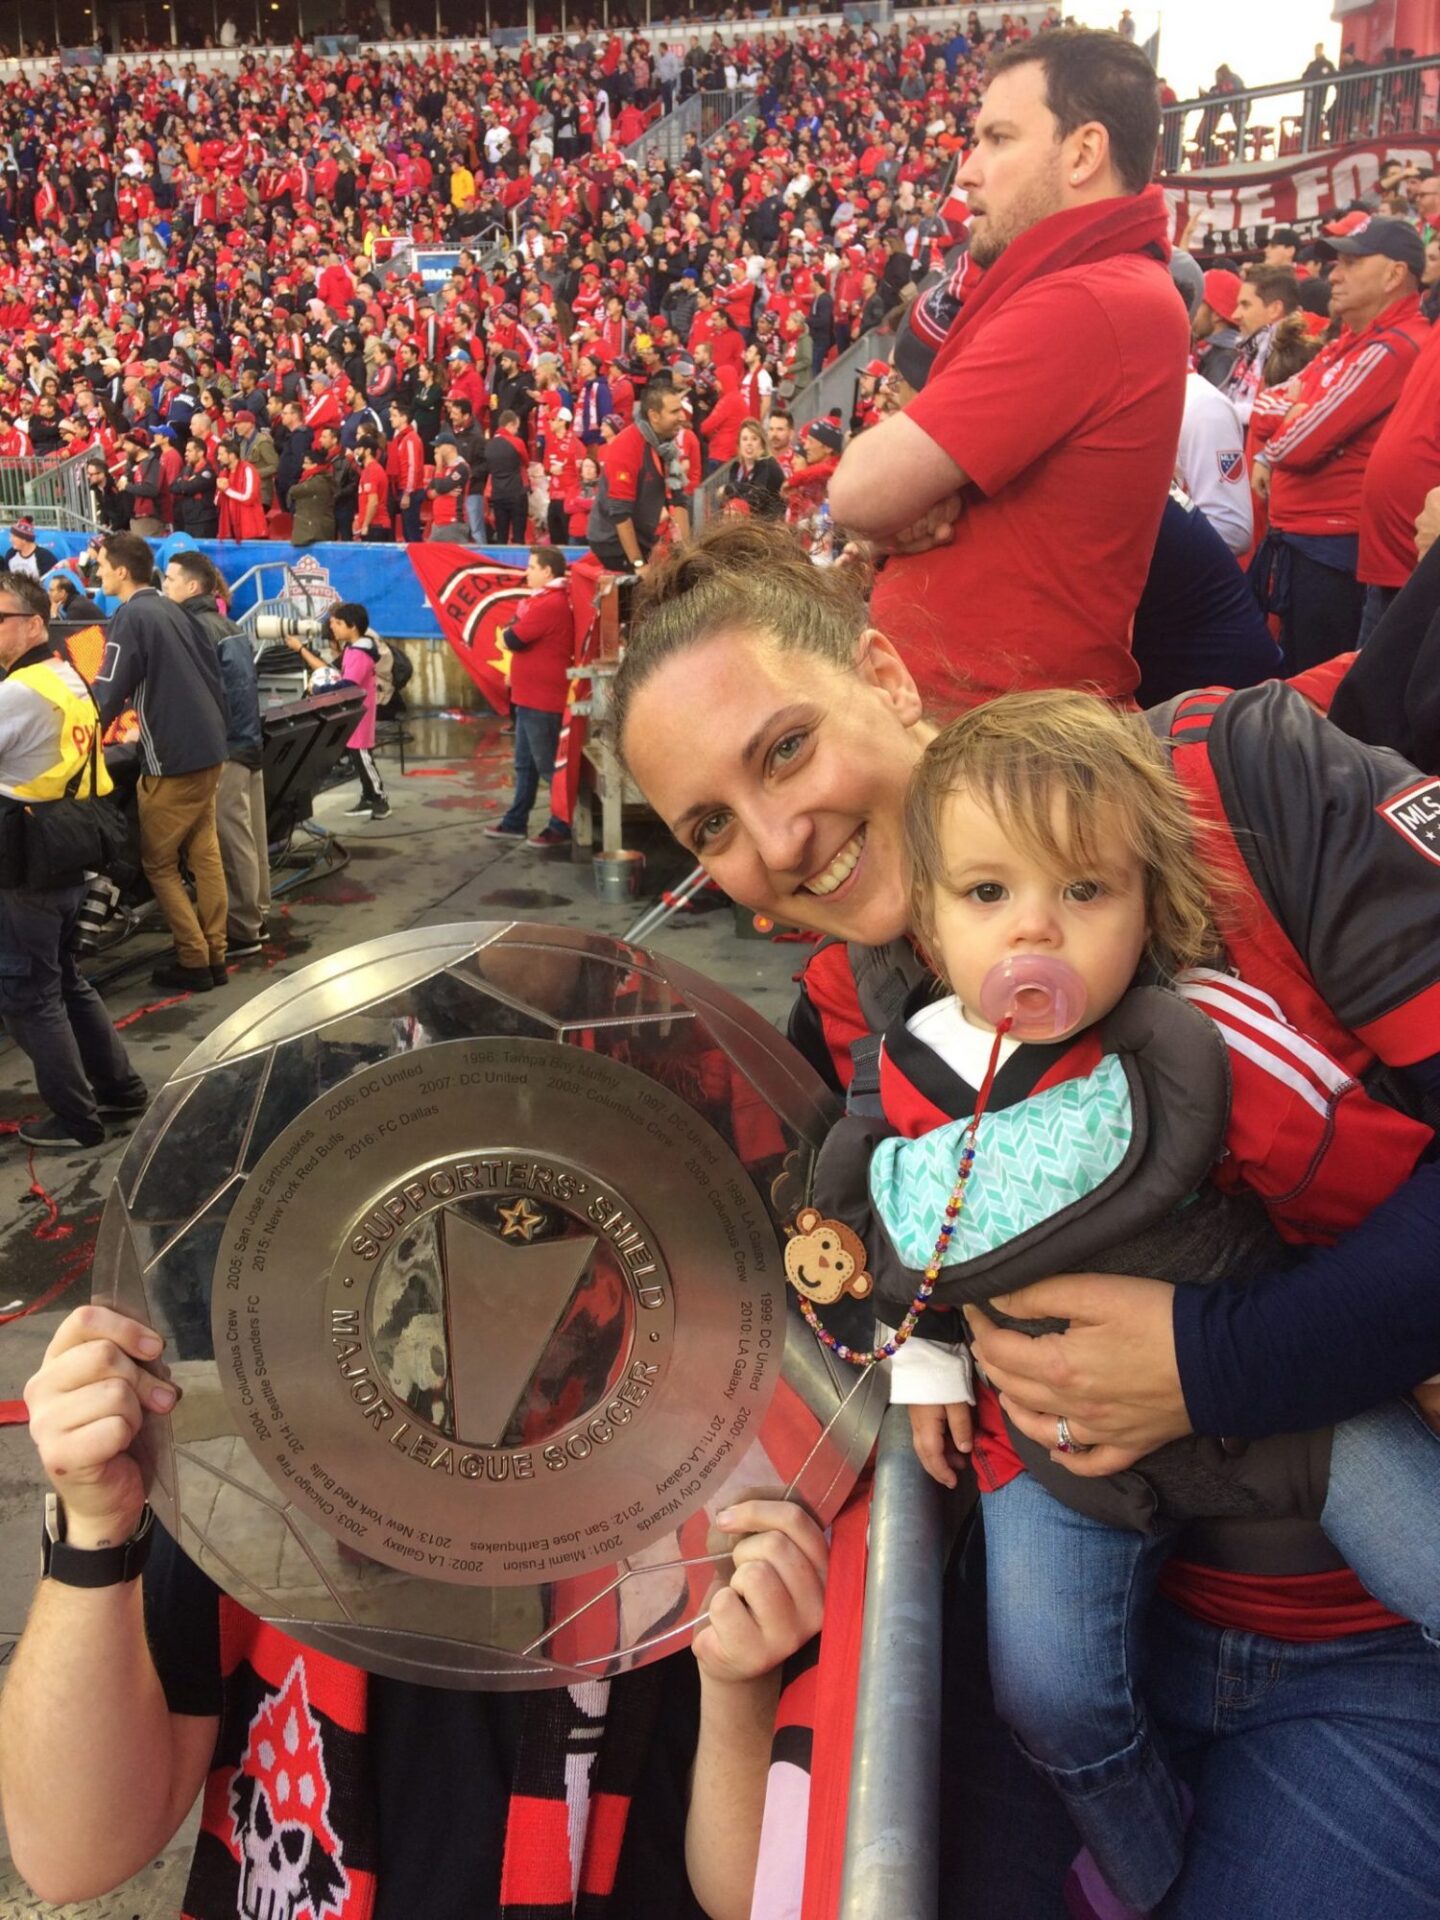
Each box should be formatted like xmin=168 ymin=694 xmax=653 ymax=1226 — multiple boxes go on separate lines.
xmin=1150 ymin=1605 xmax=1440 ymax=1919
xmin=1321 ymin=1395 xmax=1440 ymax=1645
xmin=464 ymin=491 xmax=487 ymax=544
xmin=498 ymin=705 xmax=567 ymax=837
xmin=981 ymin=1399 xmax=1440 ymax=1909
xmin=982 ymin=1470 xmax=1187 ymax=1909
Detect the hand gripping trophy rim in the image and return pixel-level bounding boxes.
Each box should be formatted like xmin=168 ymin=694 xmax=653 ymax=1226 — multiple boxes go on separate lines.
xmin=92 ymin=922 xmax=884 ymax=1689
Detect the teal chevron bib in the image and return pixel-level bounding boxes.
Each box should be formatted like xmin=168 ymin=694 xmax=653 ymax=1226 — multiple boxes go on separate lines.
xmin=870 ymin=1056 xmax=1134 ymax=1269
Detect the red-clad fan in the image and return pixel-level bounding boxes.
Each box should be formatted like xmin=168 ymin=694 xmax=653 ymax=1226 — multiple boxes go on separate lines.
xmin=215 ymin=437 xmax=266 ymax=540
xmin=354 ymin=437 xmax=393 ymax=542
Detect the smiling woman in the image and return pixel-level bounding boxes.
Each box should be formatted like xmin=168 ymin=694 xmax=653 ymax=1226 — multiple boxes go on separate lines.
xmin=612 ymin=521 xmax=936 ymax=950
xmin=612 ymin=517 xmax=1440 ymax=1920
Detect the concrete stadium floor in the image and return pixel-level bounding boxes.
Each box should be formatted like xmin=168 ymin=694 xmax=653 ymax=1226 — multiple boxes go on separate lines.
xmin=0 ymin=710 xmax=801 ymax=1916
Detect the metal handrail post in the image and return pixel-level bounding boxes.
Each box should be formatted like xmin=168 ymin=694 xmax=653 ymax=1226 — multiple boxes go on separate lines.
xmin=838 ymin=1404 xmax=948 ymax=1920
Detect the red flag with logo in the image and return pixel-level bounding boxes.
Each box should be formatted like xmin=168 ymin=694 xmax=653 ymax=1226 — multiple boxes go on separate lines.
xmin=409 ymin=543 xmax=529 ymax=716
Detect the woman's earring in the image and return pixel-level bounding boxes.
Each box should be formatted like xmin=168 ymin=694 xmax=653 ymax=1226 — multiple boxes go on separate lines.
xmin=1071 ymin=171 xmax=1081 ymax=184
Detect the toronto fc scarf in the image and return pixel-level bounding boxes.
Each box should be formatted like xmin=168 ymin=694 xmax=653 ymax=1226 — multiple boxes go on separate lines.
xmin=926 ymin=184 xmax=1173 ymax=386
xmin=182 ymin=1599 xmax=660 ymax=1920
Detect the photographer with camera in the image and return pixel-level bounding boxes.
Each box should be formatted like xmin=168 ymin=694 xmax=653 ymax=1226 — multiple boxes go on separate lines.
xmin=0 ymin=573 xmax=148 ymax=1148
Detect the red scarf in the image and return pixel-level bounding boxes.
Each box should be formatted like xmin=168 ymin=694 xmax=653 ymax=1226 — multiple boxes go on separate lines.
xmin=930 ymin=185 xmax=1172 ymax=380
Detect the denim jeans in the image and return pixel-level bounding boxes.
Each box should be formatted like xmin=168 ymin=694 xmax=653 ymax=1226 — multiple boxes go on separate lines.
xmin=1321 ymin=1395 xmax=1440 ymax=1644
xmin=498 ymin=705 xmax=566 ymax=836
xmin=940 ymin=1506 xmax=1440 ymax=1920
xmin=465 ymin=491 xmax=487 ymax=544
xmin=490 ymin=494 xmax=527 ymax=544
xmin=0 ymin=882 xmax=141 ymax=1133
xmin=1150 ymin=1604 xmax=1440 ymax=1919
xmin=980 ymin=1398 xmax=1440 ymax=1910
xmin=981 ymin=1470 xmax=1187 ymax=1909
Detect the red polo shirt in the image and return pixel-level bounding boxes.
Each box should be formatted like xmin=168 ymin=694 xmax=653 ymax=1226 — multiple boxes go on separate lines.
xmin=869 ymin=252 xmax=1187 ymax=709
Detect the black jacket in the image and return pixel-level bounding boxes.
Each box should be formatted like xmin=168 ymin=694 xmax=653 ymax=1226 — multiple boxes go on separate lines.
xmin=53 ymin=591 xmax=106 ymax=623
xmin=171 ymin=466 xmax=220 ymax=538
xmin=483 ymin=433 xmax=527 ymax=502
xmin=723 ymin=454 xmax=786 ymax=520
xmin=94 ymin=587 xmax=228 ymax=776
xmin=182 ymin=595 xmax=263 ymax=767
xmin=275 ymin=424 xmax=312 ymax=508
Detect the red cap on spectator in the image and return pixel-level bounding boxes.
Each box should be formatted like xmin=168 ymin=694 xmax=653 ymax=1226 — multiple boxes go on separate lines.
xmin=1202 ymin=269 xmax=1242 ymax=325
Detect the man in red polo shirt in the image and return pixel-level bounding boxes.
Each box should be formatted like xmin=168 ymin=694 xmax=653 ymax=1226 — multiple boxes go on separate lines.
xmin=828 ymin=28 xmax=1187 ymax=708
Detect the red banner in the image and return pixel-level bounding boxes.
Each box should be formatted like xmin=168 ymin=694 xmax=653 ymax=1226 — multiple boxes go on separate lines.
xmin=408 ymin=543 xmax=528 ymax=715
xmin=1161 ymin=137 xmax=1440 ymax=244
xmin=409 ymin=543 xmax=610 ymax=829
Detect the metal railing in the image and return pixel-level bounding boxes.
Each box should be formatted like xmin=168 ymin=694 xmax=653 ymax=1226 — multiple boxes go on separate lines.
xmin=792 ymin=323 xmax=891 ymax=432
xmin=0 ymin=446 xmax=102 ymax=530
xmin=621 ymin=85 xmax=756 ymax=171
xmin=1160 ymin=54 xmax=1440 ymax=173
xmin=838 ymin=1407 xmax=953 ymax=1918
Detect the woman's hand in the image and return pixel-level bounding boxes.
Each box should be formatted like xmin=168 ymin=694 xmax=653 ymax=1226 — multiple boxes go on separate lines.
xmin=965 ymin=1273 xmax=1190 ymax=1479
xmin=692 ymin=1498 xmax=828 ymax=1686
xmin=908 ymin=1401 xmax=973 ymax=1488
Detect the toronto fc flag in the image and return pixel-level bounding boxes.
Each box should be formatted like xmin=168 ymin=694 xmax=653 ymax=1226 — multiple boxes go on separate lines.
xmin=411 ymin=543 xmax=609 ymax=828
xmin=409 ymin=544 xmax=529 ymax=716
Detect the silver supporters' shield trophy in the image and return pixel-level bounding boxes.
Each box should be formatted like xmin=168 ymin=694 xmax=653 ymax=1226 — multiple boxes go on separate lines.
xmin=93 ymin=925 xmax=884 ymax=1688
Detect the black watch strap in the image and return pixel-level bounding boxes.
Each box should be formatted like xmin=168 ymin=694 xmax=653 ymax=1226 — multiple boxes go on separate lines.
xmin=42 ymin=1494 xmax=156 ymax=1588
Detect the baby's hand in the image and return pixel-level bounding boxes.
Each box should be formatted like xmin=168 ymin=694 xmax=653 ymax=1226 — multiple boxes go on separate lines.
xmin=1413 ymin=1377 xmax=1440 ymax=1435
xmin=908 ymin=1401 xmax=974 ymax=1489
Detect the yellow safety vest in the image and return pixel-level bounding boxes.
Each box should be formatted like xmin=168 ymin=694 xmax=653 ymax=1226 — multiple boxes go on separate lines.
xmin=3 ymin=658 xmax=113 ymax=803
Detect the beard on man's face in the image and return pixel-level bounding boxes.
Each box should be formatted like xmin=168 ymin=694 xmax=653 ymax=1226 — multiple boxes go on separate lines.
xmin=967 ymin=161 xmax=1067 ymax=269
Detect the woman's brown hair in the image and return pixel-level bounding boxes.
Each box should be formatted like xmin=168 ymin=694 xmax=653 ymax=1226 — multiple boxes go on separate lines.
xmin=609 ymin=519 xmax=870 ymax=765
xmin=905 ymin=690 xmax=1225 ymax=980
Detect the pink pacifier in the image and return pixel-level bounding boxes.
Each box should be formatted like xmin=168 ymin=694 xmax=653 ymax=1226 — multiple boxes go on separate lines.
xmin=978 ymin=955 xmax=1089 ymax=1041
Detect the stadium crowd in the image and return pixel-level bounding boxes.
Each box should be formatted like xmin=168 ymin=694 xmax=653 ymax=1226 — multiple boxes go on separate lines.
xmin=0 ymin=10 xmax=1060 ymax=545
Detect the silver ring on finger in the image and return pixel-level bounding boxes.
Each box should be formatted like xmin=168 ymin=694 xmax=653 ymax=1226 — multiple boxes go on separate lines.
xmin=1055 ymin=1415 xmax=1091 ymax=1455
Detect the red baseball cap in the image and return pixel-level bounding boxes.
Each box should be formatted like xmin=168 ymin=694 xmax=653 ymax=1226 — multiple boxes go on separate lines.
xmin=1202 ymin=269 xmax=1242 ymax=326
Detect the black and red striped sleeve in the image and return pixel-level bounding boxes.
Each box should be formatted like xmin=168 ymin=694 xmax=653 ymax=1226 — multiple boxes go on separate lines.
xmin=787 ymin=940 xmax=867 ymax=1094
xmin=1204 ymin=681 xmax=1440 ymax=1069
